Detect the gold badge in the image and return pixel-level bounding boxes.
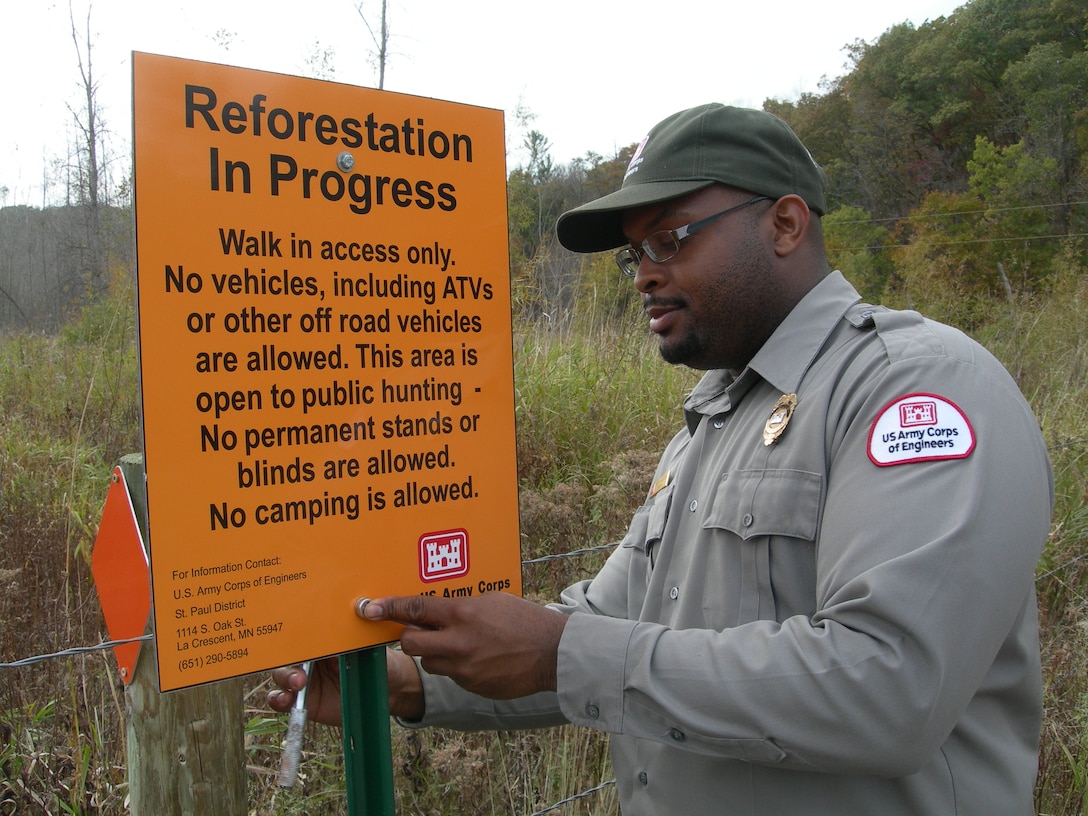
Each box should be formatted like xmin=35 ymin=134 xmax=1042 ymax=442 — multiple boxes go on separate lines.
xmin=648 ymin=470 xmax=672 ymax=499
xmin=763 ymin=393 xmax=798 ymax=447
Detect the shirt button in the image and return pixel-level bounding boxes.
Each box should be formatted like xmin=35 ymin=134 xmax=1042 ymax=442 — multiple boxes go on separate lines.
xmin=742 ymin=513 xmax=754 ymax=527
xmin=713 ymin=418 xmax=725 ymax=429
xmin=669 ymin=728 xmax=686 ymax=742
xmin=689 ymin=499 xmax=698 ymax=512
xmin=585 ymin=704 xmax=600 ymax=720
xmin=669 ymin=586 xmax=679 ymax=600
xmin=638 ymin=771 xmax=649 ymax=785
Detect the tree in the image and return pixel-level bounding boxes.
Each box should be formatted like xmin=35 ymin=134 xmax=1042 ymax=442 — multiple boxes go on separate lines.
xmin=302 ymin=40 xmax=337 ymax=80
xmin=356 ymin=0 xmax=390 ymax=89
xmin=837 ymin=19 xmax=977 ymax=216
xmin=508 ymin=130 xmax=566 ymax=317
xmin=766 ymin=84 xmax=854 ymax=210
xmin=1001 ymin=42 xmax=1088 ymax=205
xmin=887 ymin=191 xmax=989 ymax=326
xmin=66 ymin=0 xmax=108 ymax=300
xmin=505 ymin=123 xmax=637 ymax=325
xmin=966 ymin=135 xmax=1061 ymax=289
xmin=822 ymin=206 xmax=894 ymax=301
xmin=889 ymin=133 xmax=1062 ymax=330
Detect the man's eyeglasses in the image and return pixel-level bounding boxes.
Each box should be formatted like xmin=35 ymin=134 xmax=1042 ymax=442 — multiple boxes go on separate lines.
xmin=615 ymin=195 xmax=772 ymax=277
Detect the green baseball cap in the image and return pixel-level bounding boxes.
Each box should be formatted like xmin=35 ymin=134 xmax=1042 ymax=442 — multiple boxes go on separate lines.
xmin=556 ymin=104 xmax=827 ymax=253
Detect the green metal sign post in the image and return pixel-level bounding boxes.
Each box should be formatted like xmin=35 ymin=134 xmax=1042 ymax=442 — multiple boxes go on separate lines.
xmin=340 ymin=648 xmax=396 ymax=815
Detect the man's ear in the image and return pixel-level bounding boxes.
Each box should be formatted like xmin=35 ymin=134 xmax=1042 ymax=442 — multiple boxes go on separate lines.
xmin=768 ymin=194 xmax=811 ymax=258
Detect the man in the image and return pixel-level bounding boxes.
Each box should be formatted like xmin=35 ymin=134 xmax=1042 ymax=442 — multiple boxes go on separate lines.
xmin=271 ymin=104 xmax=1053 ymax=814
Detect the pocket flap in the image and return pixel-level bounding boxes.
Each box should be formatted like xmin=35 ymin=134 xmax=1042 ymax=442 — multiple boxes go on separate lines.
xmin=704 ymin=469 xmax=822 ymax=541
xmin=621 ymin=482 xmax=674 ymax=553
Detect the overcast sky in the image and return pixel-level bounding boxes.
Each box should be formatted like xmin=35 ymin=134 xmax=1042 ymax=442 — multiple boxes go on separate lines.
xmin=2 ymin=0 xmax=966 ymax=205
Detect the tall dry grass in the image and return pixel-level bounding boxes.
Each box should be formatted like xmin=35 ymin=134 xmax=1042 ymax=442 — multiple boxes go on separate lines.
xmin=991 ymin=259 xmax=1088 ymax=816
xmin=1 ymin=274 xmax=141 ymax=814
xmin=2 ymin=259 xmax=1088 ymax=814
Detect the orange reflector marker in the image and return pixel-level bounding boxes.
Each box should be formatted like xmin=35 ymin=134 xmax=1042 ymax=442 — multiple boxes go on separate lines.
xmin=91 ymin=466 xmax=151 ymax=684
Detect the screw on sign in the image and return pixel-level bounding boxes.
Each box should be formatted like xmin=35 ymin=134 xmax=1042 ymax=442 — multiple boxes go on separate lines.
xmin=90 ymin=467 xmax=151 ymax=684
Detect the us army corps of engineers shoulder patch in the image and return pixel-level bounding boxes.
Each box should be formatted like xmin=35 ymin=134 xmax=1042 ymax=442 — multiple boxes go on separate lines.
xmin=867 ymin=392 xmax=976 ymax=466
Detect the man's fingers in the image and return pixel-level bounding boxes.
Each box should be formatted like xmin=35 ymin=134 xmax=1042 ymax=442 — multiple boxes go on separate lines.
xmin=267 ymin=665 xmax=307 ymax=711
xmin=267 ymin=688 xmax=294 ymax=711
xmin=398 ymin=622 xmax=456 ymax=661
xmin=364 ymin=596 xmax=466 ymax=666
xmin=364 ymin=594 xmax=448 ymax=628
xmin=271 ymin=665 xmax=306 ymax=690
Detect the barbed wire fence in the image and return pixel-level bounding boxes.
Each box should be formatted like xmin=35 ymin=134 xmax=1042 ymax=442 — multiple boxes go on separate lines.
xmin=3 ymin=436 xmax=1087 ymax=813
xmin=0 ymin=540 xmax=622 ymax=814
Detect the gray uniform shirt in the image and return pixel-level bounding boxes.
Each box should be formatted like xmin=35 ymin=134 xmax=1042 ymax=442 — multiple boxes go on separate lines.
xmin=413 ymin=272 xmax=1054 ymax=815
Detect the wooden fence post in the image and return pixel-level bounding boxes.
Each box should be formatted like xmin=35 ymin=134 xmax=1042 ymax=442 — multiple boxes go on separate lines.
xmin=119 ymin=454 xmax=247 ymax=815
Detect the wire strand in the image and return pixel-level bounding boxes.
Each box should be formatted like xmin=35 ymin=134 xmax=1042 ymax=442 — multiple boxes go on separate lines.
xmin=522 ymin=542 xmax=616 ymax=565
xmin=0 ymin=634 xmax=152 ymax=669
xmin=529 ymin=779 xmax=617 ymax=815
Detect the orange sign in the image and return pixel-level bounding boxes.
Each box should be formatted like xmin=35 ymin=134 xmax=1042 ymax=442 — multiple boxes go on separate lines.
xmin=132 ymin=53 xmax=519 ymax=691
xmin=90 ymin=467 xmax=151 ymax=684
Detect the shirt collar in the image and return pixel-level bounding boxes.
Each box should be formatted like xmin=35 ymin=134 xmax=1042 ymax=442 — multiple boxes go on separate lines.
xmin=685 ymin=271 xmax=861 ymax=420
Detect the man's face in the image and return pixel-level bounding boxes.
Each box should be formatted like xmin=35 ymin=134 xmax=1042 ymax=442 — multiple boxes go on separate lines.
xmin=620 ymin=186 xmax=778 ymax=373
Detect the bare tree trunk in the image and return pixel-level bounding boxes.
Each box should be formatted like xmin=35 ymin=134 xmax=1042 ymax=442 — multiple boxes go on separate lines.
xmin=68 ymin=0 xmax=105 ymax=297
xmin=355 ymin=0 xmax=390 ymax=89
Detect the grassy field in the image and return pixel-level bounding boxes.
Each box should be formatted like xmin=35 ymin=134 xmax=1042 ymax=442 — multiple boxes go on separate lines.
xmin=2 ymin=264 xmax=1087 ymax=814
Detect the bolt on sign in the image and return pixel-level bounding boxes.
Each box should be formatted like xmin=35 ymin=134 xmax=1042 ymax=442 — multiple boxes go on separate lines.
xmin=132 ymin=52 xmax=520 ymax=691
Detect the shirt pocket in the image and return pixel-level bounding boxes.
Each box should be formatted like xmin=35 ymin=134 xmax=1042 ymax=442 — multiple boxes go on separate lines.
xmin=621 ymin=482 xmax=674 ymax=565
xmin=701 ymin=469 xmax=822 ymax=626
xmin=704 ymin=468 xmax=822 ymax=541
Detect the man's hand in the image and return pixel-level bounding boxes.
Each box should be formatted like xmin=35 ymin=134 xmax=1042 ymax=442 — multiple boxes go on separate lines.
xmin=363 ymin=592 xmax=568 ymax=700
xmin=268 ymin=658 xmax=343 ymax=726
xmin=268 ymin=648 xmax=426 ymax=724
